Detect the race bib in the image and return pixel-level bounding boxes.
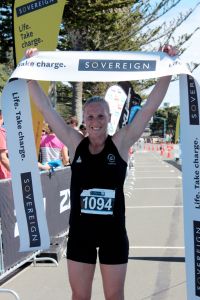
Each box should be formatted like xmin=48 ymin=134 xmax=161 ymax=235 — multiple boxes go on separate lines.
xmin=80 ymin=188 xmax=115 ymax=215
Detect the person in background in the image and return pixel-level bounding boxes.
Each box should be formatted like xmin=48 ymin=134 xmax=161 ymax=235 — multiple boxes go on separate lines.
xmin=38 ymin=122 xmax=49 ymax=163
xmin=0 ymin=109 xmax=50 ymax=175
xmin=79 ymin=123 xmax=88 ymax=136
xmin=25 ymin=44 xmax=177 ymax=300
xmin=0 ymin=109 xmax=11 ymax=180
xmin=40 ymin=124 xmax=70 ymax=167
xmin=67 ymin=116 xmax=79 ymax=130
xmin=41 ymin=122 xmax=49 ymax=136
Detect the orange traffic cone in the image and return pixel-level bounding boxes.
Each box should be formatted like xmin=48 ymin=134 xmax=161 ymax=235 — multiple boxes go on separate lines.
xmin=166 ymin=146 xmax=172 ymax=158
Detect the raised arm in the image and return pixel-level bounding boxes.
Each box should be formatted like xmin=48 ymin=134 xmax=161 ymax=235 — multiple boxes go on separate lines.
xmin=114 ymin=45 xmax=178 ymax=160
xmin=25 ymin=48 xmax=83 ymax=159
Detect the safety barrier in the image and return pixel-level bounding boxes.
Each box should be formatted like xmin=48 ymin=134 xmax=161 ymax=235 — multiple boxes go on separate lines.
xmin=0 ymin=167 xmax=71 ymax=280
xmin=138 ymin=142 xmax=181 ymax=162
xmin=0 ymin=288 xmax=20 ymax=300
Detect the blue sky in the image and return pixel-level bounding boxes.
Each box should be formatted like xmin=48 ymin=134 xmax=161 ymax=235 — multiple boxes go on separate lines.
xmin=147 ymin=0 xmax=200 ymax=107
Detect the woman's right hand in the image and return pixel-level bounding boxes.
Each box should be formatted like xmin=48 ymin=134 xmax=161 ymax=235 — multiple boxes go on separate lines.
xmin=25 ymin=48 xmax=38 ymax=58
xmin=25 ymin=48 xmax=39 ymax=83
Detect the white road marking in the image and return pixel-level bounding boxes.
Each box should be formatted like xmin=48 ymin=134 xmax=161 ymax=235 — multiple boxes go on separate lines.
xmin=135 ymin=170 xmax=175 ymax=173
xmin=134 ymin=164 xmax=165 ymax=166
xmin=135 ymin=166 xmax=170 ymax=168
xmin=126 ymin=206 xmax=183 ymax=208
xmin=129 ymin=246 xmax=184 ymax=249
xmin=134 ymin=187 xmax=182 ymax=190
xmin=134 ymin=177 xmax=182 ymax=179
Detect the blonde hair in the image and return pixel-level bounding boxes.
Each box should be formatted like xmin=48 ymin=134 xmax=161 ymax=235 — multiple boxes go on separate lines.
xmin=83 ymin=96 xmax=110 ymax=113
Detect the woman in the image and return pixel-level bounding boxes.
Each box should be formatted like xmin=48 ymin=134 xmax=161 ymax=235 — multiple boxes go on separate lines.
xmin=26 ymin=45 xmax=177 ymax=300
xmin=40 ymin=124 xmax=70 ymax=167
xmin=79 ymin=123 xmax=87 ymax=136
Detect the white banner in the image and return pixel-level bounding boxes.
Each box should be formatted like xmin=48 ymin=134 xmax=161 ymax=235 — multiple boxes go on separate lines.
xmin=1 ymin=79 xmax=50 ymax=252
xmin=105 ymin=85 xmax=127 ymax=135
xmin=179 ymin=74 xmax=200 ymax=299
xmin=11 ymin=50 xmax=190 ymax=82
xmin=1 ymin=50 xmax=200 ymax=299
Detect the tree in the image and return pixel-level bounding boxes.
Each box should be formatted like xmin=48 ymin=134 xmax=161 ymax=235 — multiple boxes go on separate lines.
xmin=0 ymin=0 xmax=14 ymax=92
xmin=0 ymin=50 xmax=14 ymax=93
xmin=0 ymin=1 xmax=13 ymax=63
xmin=150 ymin=106 xmax=180 ymax=140
xmin=59 ymin=0 xmax=199 ymax=121
xmin=1 ymin=1 xmax=199 ymax=120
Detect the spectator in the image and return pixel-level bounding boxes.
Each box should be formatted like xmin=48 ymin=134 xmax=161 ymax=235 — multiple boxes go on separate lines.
xmin=40 ymin=125 xmax=70 ymax=167
xmin=0 ymin=109 xmax=51 ymax=176
xmin=0 ymin=109 xmax=11 ymax=180
xmin=67 ymin=116 xmax=79 ymax=130
xmin=38 ymin=122 xmax=49 ymax=163
xmin=79 ymin=123 xmax=87 ymax=136
xmin=41 ymin=122 xmax=49 ymax=136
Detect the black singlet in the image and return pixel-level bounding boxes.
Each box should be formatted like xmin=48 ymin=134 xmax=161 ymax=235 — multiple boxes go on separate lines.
xmin=67 ymin=135 xmax=129 ymax=264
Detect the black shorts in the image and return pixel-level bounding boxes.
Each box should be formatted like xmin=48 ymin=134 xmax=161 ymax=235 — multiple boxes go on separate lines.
xmin=67 ymin=220 xmax=129 ymax=265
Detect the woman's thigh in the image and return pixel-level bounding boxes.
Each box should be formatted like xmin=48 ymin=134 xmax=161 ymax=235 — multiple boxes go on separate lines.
xmin=100 ymin=263 xmax=127 ymax=300
xmin=67 ymin=259 xmax=96 ymax=299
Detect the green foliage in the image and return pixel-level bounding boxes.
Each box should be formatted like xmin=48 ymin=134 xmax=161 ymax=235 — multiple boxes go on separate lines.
xmin=0 ymin=1 xmax=13 ymax=63
xmin=61 ymin=0 xmax=141 ymax=51
xmin=0 ymin=49 xmax=14 ymax=94
xmin=58 ymin=0 xmax=200 ymax=113
xmin=0 ymin=64 xmax=9 ymax=93
xmin=60 ymin=1 xmax=200 ymax=52
xmin=1 ymin=0 xmax=199 ymax=118
xmin=150 ymin=106 xmax=180 ymax=139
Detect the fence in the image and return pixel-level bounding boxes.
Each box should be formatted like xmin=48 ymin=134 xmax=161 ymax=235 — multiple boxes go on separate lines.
xmin=0 ymin=167 xmax=71 ymax=280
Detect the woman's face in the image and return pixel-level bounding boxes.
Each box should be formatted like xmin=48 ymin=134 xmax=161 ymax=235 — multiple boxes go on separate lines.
xmin=83 ymin=102 xmax=111 ymax=138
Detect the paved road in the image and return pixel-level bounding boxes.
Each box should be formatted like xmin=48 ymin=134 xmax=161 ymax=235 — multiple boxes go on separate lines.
xmin=0 ymin=149 xmax=186 ymax=300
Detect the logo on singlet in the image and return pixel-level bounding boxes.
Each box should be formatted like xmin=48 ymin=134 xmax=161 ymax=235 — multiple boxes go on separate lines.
xmin=76 ymin=156 xmax=82 ymax=163
xmin=107 ymin=154 xmax=116 ymax=165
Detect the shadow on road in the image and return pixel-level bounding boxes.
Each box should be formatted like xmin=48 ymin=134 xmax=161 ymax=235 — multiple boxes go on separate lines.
xmin=129 ymin=256 xmax=185 ymax=263
xmin=164 ymin=160 xmax=182 ymax=171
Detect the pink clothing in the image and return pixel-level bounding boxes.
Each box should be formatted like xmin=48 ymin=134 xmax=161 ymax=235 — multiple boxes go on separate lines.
xmin=0 ymin=127 xmax=11 ymax=179
xmin=40 ymin=133 xmax=65 ymax=164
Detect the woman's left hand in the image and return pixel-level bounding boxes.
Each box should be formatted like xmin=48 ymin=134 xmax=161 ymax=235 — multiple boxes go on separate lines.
xmin=159 ymin=44 xmax=178 ymax=56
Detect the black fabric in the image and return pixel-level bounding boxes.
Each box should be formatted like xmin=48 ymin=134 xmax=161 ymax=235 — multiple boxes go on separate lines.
xmin=67 ymin=223 xmax=129 ymax=264
xmin=67 ymin=135 xmax=129 ymax=264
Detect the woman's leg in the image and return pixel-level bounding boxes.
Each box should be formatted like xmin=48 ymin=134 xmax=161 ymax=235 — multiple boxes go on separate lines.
xmin=100 ymin=263 xmax=127 ymax=300
xmin=67 ymin=259 xmax=96 ymax=300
